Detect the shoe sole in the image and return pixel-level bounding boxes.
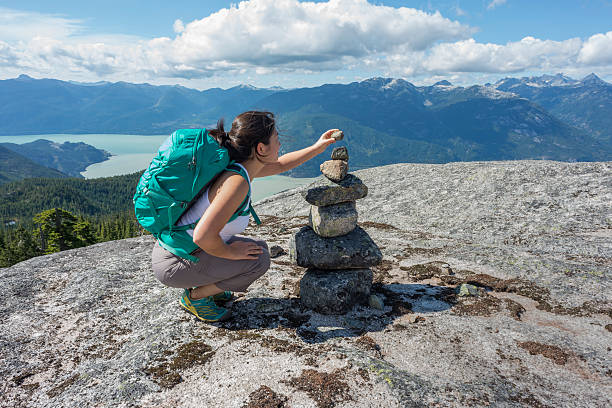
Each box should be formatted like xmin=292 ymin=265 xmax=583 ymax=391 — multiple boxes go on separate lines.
xmin=179 ymin=299 xmax=232 ymax=322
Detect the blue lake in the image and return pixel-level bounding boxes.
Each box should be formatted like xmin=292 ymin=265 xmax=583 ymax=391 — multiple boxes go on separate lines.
xmin=0 ymin=134 xmax=317 ymax=202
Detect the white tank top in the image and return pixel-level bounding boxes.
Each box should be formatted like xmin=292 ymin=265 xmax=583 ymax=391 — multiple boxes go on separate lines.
xmin=175 ymin=163 xmax=251 ymax=243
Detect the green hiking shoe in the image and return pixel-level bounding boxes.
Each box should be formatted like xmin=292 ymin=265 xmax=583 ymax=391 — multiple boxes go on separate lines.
xmin=180 ymin=289 xmax=232 ymax=322
xmin=212 ymin=290 xmax=233 ymax=303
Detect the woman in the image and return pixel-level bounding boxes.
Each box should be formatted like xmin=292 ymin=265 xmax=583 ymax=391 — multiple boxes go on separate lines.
xmin=152 ymin=111 xmax=338 ymax=322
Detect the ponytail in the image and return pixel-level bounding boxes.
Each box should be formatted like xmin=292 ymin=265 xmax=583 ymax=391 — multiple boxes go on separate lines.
xmin=207 ymin=111 xmax=276 ymax=163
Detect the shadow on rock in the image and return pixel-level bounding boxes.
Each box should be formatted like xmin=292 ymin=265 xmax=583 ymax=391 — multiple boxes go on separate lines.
xmin=207 ymin=283 xmax=455 ymax=344
xmin=373 ymin=282 xmax=456 ymax=314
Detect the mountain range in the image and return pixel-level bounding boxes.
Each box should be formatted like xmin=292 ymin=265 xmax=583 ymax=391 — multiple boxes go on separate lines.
xmin=0 ymin=73 xmax=610 ymax=178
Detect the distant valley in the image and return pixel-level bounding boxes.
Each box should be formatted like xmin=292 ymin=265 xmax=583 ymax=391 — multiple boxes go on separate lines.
xmin=0 ymin=73 xmax=610 ymax=178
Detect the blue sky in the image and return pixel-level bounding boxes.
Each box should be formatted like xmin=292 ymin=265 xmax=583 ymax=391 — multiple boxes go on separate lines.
xmin=1 ymin=0 xmax=611 ymax=88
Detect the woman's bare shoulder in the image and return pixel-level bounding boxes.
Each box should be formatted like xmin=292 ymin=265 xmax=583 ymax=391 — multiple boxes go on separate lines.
xmin=208 ymin=171 xmax=248 ymax=204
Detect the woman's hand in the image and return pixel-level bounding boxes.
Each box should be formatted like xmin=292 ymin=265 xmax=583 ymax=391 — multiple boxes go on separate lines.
xmin=228 ymin=240 xmax=264 ymax=260
xmin=313 ymin=129 xmax=339 ymax=152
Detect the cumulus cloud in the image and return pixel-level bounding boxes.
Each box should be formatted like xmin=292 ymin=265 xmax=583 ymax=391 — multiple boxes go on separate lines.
xmin=0 ymin=0 xmax=472 ymax=79
xmin=421 ymin=36 xmax=583 ymax=73
xmin=162 ymin=0 xmax=471 ymax=71
xmin=578 ymin=31 xmax=612 ymax=65
xmin=0 ymin=1 xmax=611 ymax=85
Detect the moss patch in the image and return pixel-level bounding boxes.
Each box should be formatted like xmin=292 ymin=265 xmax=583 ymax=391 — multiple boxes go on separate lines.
xmin=355 ymin=335 xmax=380 ymax=353
xmin=12 ymin=371 xmax=35 ymax=386
xmin=359 ymin=221 xmax=398 ymax=230
xmin=283 ymin=369 xmax=352 ymax=408
xmin=46 ymin=374 xmax=79 ymax=398
xmin=372 ymin=259 xmax=394 ymax=283
xmin=453 ymin=295 xmax=502 ymax=317
xmin=501 ymin=298 xmax=526 ymax=321
xmin=509 ymin=393 xmax=552 ymax=408
xmin=461 ymin=273 xmax=611 ymax=318
xmin=224 ymin=330 xmax=314 ymax=356
xmin=517 ymin=341 xmax=572 ymax=365
xmin=145 ymin=341 xmax=215 ymax=389
xmin=242 ymin=385 xmax=288 ymax=408
xmin=401 ymin=245 xmax=444 ymax=257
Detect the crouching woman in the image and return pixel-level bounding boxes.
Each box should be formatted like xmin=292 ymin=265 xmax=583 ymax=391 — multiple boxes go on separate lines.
xmin=151 ymin=111 xmax=337 ymax=322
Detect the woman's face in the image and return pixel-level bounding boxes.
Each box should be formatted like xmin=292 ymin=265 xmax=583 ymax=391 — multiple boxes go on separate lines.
xmin=270 ymin=130 xmax=281 ymax=160
xmin=257 ymin=130 xmax=280 ymax=162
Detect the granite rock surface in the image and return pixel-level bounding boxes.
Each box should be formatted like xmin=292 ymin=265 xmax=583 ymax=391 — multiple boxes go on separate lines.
xmin=1 ymin=160 xmax=611 ymax=407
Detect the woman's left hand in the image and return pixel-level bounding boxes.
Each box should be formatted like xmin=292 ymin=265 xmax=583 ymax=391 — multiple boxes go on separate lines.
xmin=314 ymin=129 xmax=339 ymax=152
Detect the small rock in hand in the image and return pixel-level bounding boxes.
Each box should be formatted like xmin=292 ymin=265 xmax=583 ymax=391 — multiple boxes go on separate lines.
xmin=331 ymin=130 xmax=344 ymax=141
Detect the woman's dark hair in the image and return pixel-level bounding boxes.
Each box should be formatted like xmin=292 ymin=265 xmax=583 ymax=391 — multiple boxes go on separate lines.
xmin=209 ymin=111 xmax=276 ymax=163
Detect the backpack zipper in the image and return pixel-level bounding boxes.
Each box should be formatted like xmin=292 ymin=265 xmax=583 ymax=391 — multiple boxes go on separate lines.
xmin=188 ymin=129 xmax=203 ymax=171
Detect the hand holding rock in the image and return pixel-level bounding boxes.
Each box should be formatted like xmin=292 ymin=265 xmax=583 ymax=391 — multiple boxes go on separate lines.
xmin=314 ymin=129 xmax=340 ymax=152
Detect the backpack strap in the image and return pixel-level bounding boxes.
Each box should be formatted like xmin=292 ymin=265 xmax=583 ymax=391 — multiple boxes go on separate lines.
xmin=225 ymin=162 xmax=262 ymax=225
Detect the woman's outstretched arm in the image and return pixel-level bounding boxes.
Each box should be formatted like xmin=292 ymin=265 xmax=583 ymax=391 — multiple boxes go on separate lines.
xmin=256 ymin=128 xmax=338 ymax=178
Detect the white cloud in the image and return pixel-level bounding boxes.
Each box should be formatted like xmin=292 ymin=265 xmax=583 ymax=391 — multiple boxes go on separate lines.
xmin=163 ymin=0 xmax=471 ymax=70
xmin=487 ymin=0 xmax=507 ymax=10
xmin=0 ymin=1 xmax=611 ymax=86
xmin=0 ymin=7 xmax=83 ymax=42
xmin=173 ymin=19 xmax=185 ymax=34
xmin=454 ymin=5 xmax=467 ymax=16
xmin=420 ymin=36 xmax=583 ymax=73
xmin=0 ymin=0 xmax=472 ymax=80
xmin=578 ymin=31 xmax=612 ymax=65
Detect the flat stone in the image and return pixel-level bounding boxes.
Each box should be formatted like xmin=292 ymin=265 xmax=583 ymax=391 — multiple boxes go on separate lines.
xmin=320 ymin=160 xmax=348 ymax=182
xmin=289 ymin=226 xmax=383 ymax=269
xmin=300 ymin=268 xmax=373 ymax=314
xmin=331 ymin=130 xmax=344 ymax=141
xmin=302 ymin=174 xmax=368 ymax=206
xmin=308 ymin=202 xmax=358 ymax=237
xmin=331 ymin=146 xmax=349 ymax=161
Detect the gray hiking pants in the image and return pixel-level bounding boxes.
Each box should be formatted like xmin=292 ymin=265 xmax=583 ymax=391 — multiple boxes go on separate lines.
xmin=151 ymin=235 xmax=270 ymax=292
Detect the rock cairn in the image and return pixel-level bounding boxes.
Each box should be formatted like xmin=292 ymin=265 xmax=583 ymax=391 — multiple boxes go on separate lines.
xmin=290 ymin=133 xmax=382 ymax=314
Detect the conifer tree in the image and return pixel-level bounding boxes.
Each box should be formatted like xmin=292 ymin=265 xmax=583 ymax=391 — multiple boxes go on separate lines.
xmin=74 ymin=217 xmax=98 ymax=247
xmin=0 ymin=226 xmax=41 ymax=267
xmin=33 ymin=208 xmax=81 ymax=254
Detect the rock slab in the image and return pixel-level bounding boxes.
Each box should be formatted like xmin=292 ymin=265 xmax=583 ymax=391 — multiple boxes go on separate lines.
xmin=299 ymin=268 xmax=373 ymax=314
xmin=290 ymin=226 xmax=382 ymax=269
xmin=309 ymin=201 xmax=358 ymax=237
xmin=301 ymin=174 xmax=368 ymax=206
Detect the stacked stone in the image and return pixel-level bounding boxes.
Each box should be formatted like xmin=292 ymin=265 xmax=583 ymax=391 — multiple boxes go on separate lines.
xmin=289 ymin=131 xmax=382 ymax=314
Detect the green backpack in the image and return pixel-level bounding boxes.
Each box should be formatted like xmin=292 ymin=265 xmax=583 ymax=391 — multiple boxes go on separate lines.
xmin=133 ymin=128 xmax=261 ymax=263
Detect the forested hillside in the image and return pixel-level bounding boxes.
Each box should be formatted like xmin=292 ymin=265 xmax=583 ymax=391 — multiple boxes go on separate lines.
xmin=0 ymin=145 xmax=71 ymax=184
xmin=0 ymin=171 xmax=147 ymax=267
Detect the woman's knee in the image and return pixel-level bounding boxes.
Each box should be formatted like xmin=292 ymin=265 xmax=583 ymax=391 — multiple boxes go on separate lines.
xmin=254 ymin=241 xmax=270 ymax=276
xmin=154 ymin=264 xmax=187 ymax=288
